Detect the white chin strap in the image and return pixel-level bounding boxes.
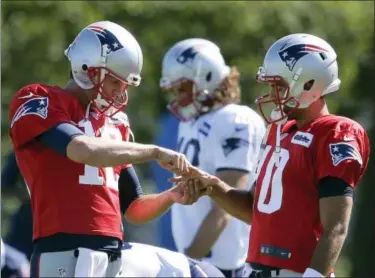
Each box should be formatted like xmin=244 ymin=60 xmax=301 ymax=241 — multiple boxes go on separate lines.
xmin=1 ymin=239 xmax=5 ymax=270
xmin=84 ymin=102 xmax=92 ymax=121
xmin=269 ymin=109 xmax=286 ymax=167
xmin=273 ymin=123 xmax=282 ymax=167
xmin=270 ymin=108 xmax=286 ymax=124
xmin=94 ymin=93 xmax=110 ymax=110
xmin=92 ymin=44 xmax=110 ymax=110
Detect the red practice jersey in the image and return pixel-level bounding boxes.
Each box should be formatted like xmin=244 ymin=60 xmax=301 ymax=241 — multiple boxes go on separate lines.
xmin=9 ymin=84 xmax=132 ymax=241
xmin=247 ymin=114 xmax=370 ymax=273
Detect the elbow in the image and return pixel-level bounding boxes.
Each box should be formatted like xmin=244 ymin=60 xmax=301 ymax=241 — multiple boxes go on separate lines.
xmin=232 ymin=210 xmax=252 ymax=225
xmin=67 ymin=135 xmax=95 ymax=165
xmin=325 ymin=223 xmax=349 ymax=239
xmin=124 ymin=214 xmax=148 ymax=226
xmin=247 ymin=213 xmax=253 ymax=225
xmin=124 ymin=199 xmax=150 ymax=226
xmin=124 ymin=209 xmax=149 ymax=225
xmin=236 ymin=212 xmax=252 ymax=225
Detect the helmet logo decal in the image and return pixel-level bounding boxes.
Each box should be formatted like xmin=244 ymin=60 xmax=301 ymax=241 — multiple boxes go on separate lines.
xmin=176 ymin=47 xmax=199 ymax=64
xmin=89 ymin=25 xmax=124 ymax=54
xmin=278 ymin=44 xmax=327 ymax=71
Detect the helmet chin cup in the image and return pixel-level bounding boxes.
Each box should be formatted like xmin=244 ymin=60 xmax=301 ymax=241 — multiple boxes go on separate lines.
xmin=167 ymin=101 xmax=200 ymax=122
xmin=87 ymin=67 xmax=129 ymax=117
xmin=164 ymin=79 xmax=213 ymax=122
xmin=270 ymin=108 xmax=288 ymax=124
xmin=256 ymin=93 xmax=300 ymax=124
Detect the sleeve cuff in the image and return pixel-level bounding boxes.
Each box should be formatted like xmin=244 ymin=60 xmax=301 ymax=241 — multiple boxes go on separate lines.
xmin=216 ymin=167 xmax=250 ymax=173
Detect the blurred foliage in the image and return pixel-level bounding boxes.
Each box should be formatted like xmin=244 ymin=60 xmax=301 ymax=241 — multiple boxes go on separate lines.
xmin=1 ymin=1 xmax=374 ymax=275
xmin=350 ymin=125 xmax=375 ymax=277
xmin=350 ymin=42 xmax=375 ymax=277
xmin=2 ymin=1 xmax=374 ymax=147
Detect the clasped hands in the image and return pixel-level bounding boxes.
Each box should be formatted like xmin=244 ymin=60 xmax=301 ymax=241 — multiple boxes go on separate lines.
xmin=168 ymin=165 xmax=220 ymax=205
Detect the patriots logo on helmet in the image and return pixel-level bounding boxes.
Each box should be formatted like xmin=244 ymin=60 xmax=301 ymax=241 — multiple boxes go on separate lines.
xmin=278 ymin=44 xmax=327 ymax=71
xmin=176 ymin=47 xmax=199 ymax=64
xmin=11 ymin=97 xmax=49 ymax=128
xmin=89 ymin=25 xmax=124 ymax=55
xmin=329 ymin=142 xmax=363 ymax=166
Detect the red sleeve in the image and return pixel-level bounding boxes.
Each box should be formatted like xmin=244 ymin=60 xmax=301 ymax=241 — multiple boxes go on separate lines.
xmin=9 ymin=84 xmax=72 ymax=149
xmin=315 ymin=126 xmax=370 ymax=188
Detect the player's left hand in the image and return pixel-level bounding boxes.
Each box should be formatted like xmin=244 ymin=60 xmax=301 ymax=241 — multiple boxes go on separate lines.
xmin=169 ymin=179 xmax=207 ymax=205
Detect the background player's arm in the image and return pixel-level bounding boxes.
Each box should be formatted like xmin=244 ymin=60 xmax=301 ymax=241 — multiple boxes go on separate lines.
xmin=309 ymin=190 xmax=353 ymax=276
xmin=184 ymin=111 xmax=264 ymax=258
xmin=184 ymin=170 xmax=249 ymax=259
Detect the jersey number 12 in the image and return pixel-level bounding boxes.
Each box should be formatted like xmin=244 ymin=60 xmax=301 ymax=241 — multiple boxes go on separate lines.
xmin=78 ymin=120 xmax=121 ymax=190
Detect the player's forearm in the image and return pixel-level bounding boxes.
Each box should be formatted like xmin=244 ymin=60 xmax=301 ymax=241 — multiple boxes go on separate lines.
xmin=210 ymin=181 xmax=253 ymax=224
xmin=308 ymin=228 xmax=348 ymax=276
xmin=124 ymin=191 xmax=174 ymax=225
xmin=185 ymin=207 xmax=231 ymax=259
xmin=67 ymin=135 xmax=158 ymax=167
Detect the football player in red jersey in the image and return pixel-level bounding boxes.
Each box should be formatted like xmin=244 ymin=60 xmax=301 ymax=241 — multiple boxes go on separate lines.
xmin=9 ymin=21 xmax=200 ymax=277
xmin=174 ymin=33 xmax=371 ymax=277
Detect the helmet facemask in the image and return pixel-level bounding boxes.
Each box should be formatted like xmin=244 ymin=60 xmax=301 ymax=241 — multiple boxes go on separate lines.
xmin=255 ymin=67 xmax=300 ymax=124
xmin=87 ymin=67 xmax=140 ymax=117
xmin=161 ymin=78 xmax=213 ymax=121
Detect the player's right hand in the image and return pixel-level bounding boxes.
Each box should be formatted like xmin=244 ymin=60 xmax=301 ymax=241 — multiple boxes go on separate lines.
xmin=168 ymin=179 xmax=206 ymax=205
xmin=169 ymin=166 xmax=220 ymax=196
xmin=155 ymin=147 xmax=191 ymax=175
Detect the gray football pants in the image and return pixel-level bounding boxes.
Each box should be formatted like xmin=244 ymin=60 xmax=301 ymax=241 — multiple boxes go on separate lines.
xmin=30 ymin=248 xmax=122 ymax=277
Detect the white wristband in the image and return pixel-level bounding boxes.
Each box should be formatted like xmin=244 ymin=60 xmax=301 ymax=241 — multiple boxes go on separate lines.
xmin=303 ymin=268 xmax=324 ymax=277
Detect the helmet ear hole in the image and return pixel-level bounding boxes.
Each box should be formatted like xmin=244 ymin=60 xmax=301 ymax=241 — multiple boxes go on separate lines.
xmin=206 ymin=72 xmax=212 ymax=82
xmin=304 ymin=79 xmax=315 ymax=91
xmin=82 ymin=64 xmax=88 ymax=71
xmin=319 ymin=52 xmax=327 ymax=61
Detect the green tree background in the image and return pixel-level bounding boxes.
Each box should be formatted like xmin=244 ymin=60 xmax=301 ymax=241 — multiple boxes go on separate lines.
xmin=1 ymin=1 xmax=374 ymax=276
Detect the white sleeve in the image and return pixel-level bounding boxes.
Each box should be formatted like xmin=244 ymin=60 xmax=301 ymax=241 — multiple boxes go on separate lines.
xmin=212 ymin=110 xmax=266 ymax=173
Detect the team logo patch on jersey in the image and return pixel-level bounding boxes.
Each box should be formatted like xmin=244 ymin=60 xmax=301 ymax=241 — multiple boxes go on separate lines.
xmin=222 ymin=137 xmax=249 ymax=156
xmin=329 ymin=142 xmax=363 ymax=166
xmin=291 ymin=131 xmax=313 ymax=147
xmin=278 ymin=44 xmax=327 ymax=71
xmin=11 ymin=97 xmax=49 ymax=128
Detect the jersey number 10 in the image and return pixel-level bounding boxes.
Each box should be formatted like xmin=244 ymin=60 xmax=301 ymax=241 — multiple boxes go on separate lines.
xmin=255 ymin=145 xmax=290 ymax=214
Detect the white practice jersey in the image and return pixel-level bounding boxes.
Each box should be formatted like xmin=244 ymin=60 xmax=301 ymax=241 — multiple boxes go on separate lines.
xmin=172 ymin=103 xmax=266 ymax=270
xmin=120 ymin=242 xmax=191 ymax=277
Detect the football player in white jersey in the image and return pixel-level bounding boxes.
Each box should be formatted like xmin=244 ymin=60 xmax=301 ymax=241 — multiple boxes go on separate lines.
xmin=160 ymin=38 xmax=266 ymax=277
xmin=121 ymin=242 xmax=225 ymax=277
